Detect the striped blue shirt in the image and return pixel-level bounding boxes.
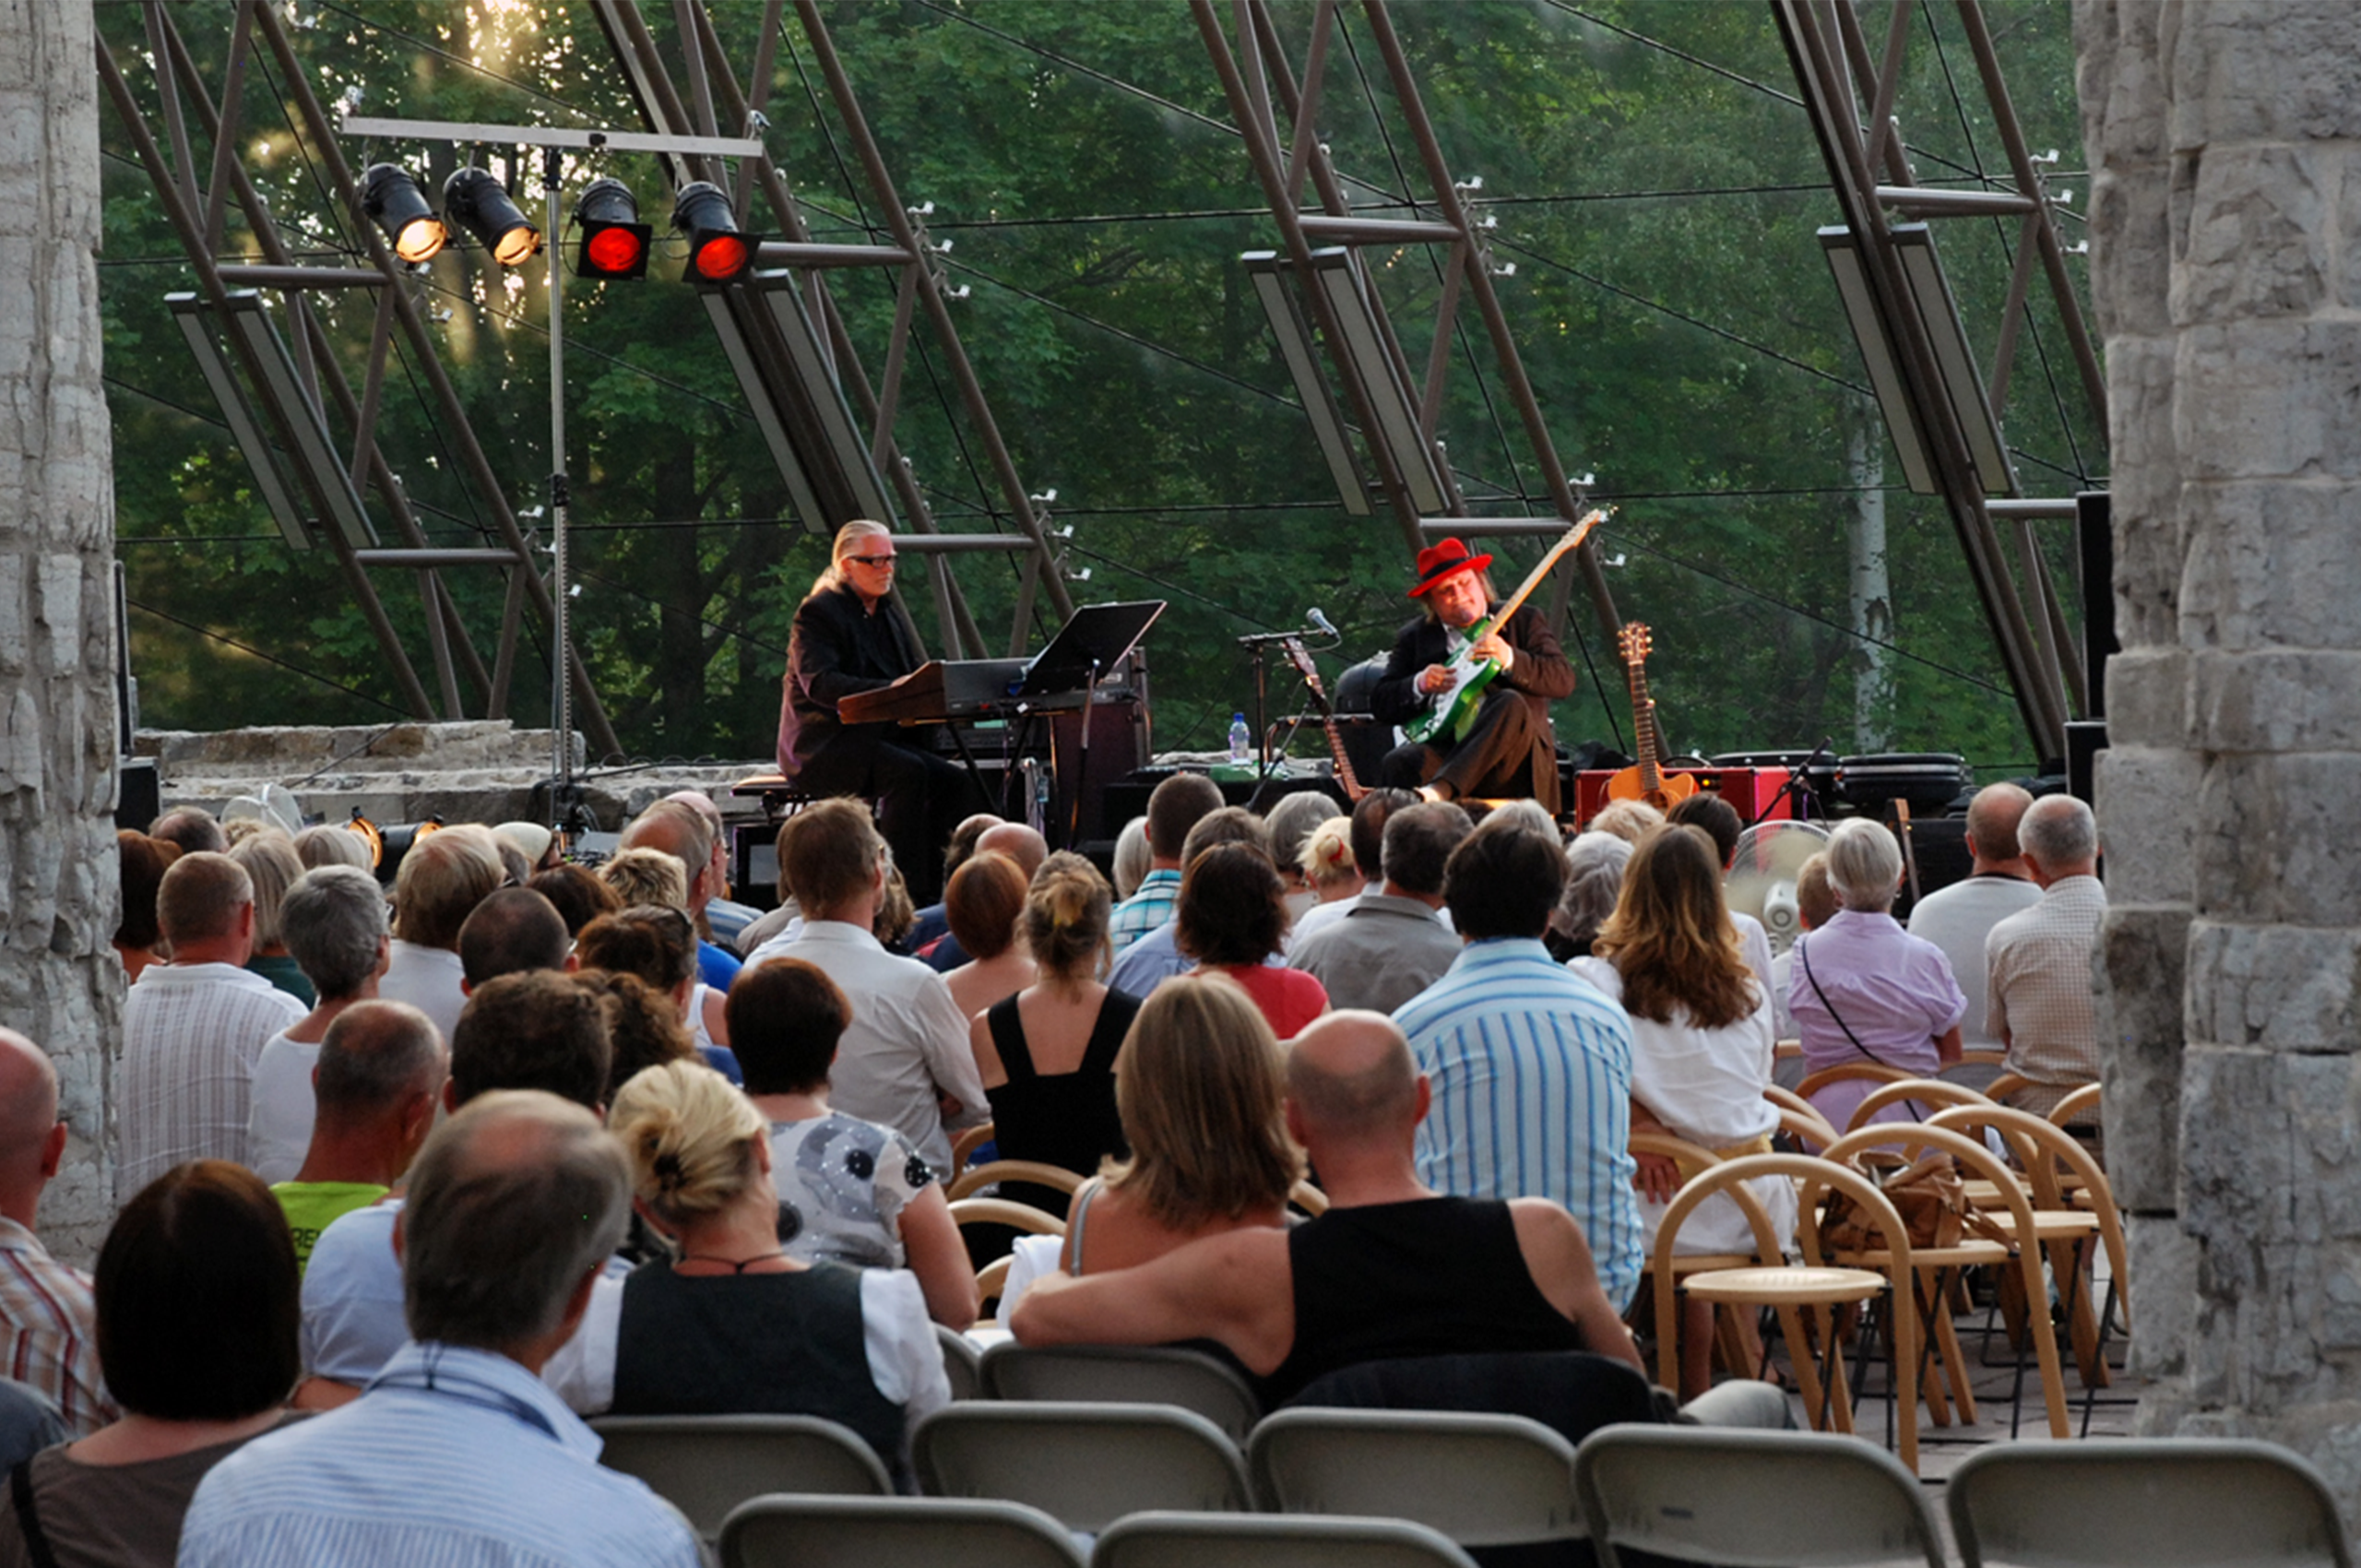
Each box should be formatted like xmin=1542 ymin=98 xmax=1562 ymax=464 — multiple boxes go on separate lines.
xmin=177 ymin=1341 xmax=701 ymax=1568
xmin=1395 ymin=939 xmax=1643 ymax=1310
xmin=1108 ymin=869 xmax=1181 ymax=955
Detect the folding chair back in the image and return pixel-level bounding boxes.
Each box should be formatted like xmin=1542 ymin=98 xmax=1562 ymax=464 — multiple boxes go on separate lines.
xmin=1946 ymin=1439 xmax=2353 ymax=1568
xmin=915 ymin=1401 xmax=1250 ymax=1531
xmin=590 ymin=1414 xmax=889 ymax=1540
xmin=1250 ymin=1408 xmax=1580 ymax=1548
xmin=720 ymin=1493 xmax=1086 ymax=1568
xmin=1572 ymin=1426 xmax=1944 ymax=1568
xmin=1091 ymin=1510 xmax=1480 ymax=1568
xmin=937 ymin=1324 xmax=984 ymax=1400
xmin=980 ymin=1342 xmax=1263 ymax=1442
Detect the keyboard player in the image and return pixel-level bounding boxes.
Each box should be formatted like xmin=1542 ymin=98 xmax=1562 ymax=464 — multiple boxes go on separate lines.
xmin=777 ymin=520 xmax=979 ymax=904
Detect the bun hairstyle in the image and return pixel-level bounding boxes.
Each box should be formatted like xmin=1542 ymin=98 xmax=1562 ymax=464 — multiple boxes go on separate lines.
xmin=1299 ymin=816 xmax=1357 ymax=891
xmin=1021 ymin=851 xmax=1112 ymax=980
xmin=609 ymin=1060 xmax=765 ymax=1228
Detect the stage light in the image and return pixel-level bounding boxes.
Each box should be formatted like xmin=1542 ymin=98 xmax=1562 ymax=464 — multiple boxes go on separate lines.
xmin=442 ymin=167 xmax=540 ymax=267
xmin=673 ymin=181 xmax=757 ymax=284
xmin=360 ymin=162 xmax=445 ymax=265
xmin=573 ymin=176 xmax=650 ymax=279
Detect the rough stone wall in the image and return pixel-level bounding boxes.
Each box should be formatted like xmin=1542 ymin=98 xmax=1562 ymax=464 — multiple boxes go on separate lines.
xmin=2079 ymin=0 xmax=2361 ymax=1509
xmin=0 ymin=0 xmax=120 ymax=1263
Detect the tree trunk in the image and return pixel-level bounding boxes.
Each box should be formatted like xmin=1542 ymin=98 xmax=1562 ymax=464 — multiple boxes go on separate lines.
xmin=1846 ymin=413 xmax=1892 ymax=751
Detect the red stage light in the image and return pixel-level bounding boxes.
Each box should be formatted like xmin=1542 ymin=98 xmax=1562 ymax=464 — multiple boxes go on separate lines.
xmin=690 ymin=233 xmax=750 ymax=282
xmin=671 ymin=182 xmax=758 ymax=286
xmin=573 ymin=177 xmax=650 ymax=281
xmin=586 ymin=225 xmax=646 ymax=275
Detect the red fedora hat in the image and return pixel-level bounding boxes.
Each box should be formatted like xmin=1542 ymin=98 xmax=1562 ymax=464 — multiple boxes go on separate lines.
xmin=1407 ymin=537 xmax=1494 ymax=598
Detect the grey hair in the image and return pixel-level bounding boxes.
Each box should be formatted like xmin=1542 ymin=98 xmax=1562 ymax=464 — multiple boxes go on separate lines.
xmin=1824 ymin=818 xmax=1904 ymax=912
xmin=1265 ymin=791 xmax=1344 ymax=880
xmin=316 ymin=1000 xmax=445 ymax=1117
xmin=229 ymin=831 xmax=304 ymax=949
xmin=1111 ymin=817 xmax=1153 ymax=901
xmin=401 ymin=1091 xmax=631 ymax=1353
xmin=281 ymin=865 xmax=390 ymax=1002
xmin=2019 ymin=794 xmax=2097 ymax=869
xmin=1557 ymin=831 xmax=1635 ymax=951
xmin=294 ymin=824 xmax=374 ymax=872
xmin=1486 ymin=800 xmax=1561 ymax=842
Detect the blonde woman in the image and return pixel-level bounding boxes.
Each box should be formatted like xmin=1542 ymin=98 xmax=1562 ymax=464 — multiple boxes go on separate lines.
xmin=1287 ymin=815 xmax=1364 ymax=946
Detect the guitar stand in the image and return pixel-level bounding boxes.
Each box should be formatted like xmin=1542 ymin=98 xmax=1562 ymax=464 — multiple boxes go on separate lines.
xmin=1244 ymin=707 xmax=1319 ymax=814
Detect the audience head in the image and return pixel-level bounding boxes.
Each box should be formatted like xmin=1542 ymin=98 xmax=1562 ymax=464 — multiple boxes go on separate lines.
xmin=619 ymin=802 xmax=716 ymax=908
xmin=1666 ymin=792 xmax=1742 ymax=870
xmin=280 ymin=865 xmax=391 ymax=1003
xmin=1348 ymin=787 xmax=1419 ymax=885
xmin=1286 ymin=1010 xmax=1424 ymax=1153
xmin=1824 ymin=818 xmax=1904 ymax=913
xmin=778 ymin=799 xmax=884 ymax=919
xmin=157 ymin=851 xmax=255 ymax=959
xmin=392 ymin=825 xmax=505 ymax=952
xmin=1795 ymin=852 xmax=1837 ymax=930
xmin=314 ymin=1001 xmax=445 ymax=1153
xmin=1555 ymin=830 xmax=1635 ymax=956
xmin=398 ymin=1092 xmax=632 ymax=1356
xmin=1586 ymin=799 xmax=1665 ymax=845
xmin=874 ymin=865 xmax=917 ymax=946
xmin=227 ymin=831 xmax=303 ymax=952
xmin=1109 ymin=974 xmax=1300 ymax=1224
xmin=149 ymin=807 xmax=228 ymax=859
xmin=1444 ymin=814 xmax=1568 ymax=941
xmin=98 ymin=1161 xmax=300 ymax=1422
xmin=1964 ymin=782 xmax=2035 ymax=867
xmin=610 ymin=1060 xmax=766 ymax=1231
xmin=945 ymin=851 xmax=1028 ymax=963
xmin=1381 ymin=801 xmax=1475 ymax=898
xmin=528 ymin=862 xmax=623 ymax=937
xmin=575 ymin=905 xmax=700 ymax=995
xmin=449 ymin=970 xmax=611 ymax=1111
xmin=1595 ymin=824 xmax=1752 ymax=1028
xmin=0 ymin=1030 xmax=65 ymax=1205
xmin=973 ymin=822 xmax=1049 ymax=883
xmin=597 ymin=846 xmax=690 ymax=915
xmin=2019 ymin=793 xmax=2099 ymax=879
xmin=941 ymin=814 xmax=1003 ymax=886
xmin=1175 ymin=842 xmax=1288 ymax=966
xmin=293 ymin=823 xmax=374 ymax=873
xmin=1180 ymin=804 xmax=1271 ymax=865
xmin=1144 ymin=772 xmax=1225 ymax=865
xmin=1484 ymin=799 xmax=1561 ymax=842
xmin=1265 ymin=792 xmax=1343 ymax=888
xmin=114 ymin=831 xmax=180 ymax=953
xmin=1022 ymin=852 xmax=1112 ymax=980
xmin=492 ymin=821 xmax=558 ymax=874
xmin=1110 ymin=817 xmax=1153 ymax=901
xmin=457 ymin=888 xmax=573 ymax=988
xmin=1299 ymin=816 xmax=1358 ymax=896
xmin=572 ymin=970 xmax=694 ymax=1103
xmin=726 ymin=959 xmax=850 ymax=1097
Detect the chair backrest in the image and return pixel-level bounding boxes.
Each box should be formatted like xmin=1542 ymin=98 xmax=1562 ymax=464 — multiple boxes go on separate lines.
xmin=980 ymin=1343 xmax=1264 ymax=1443
xmin=1281 ymin=1349 xmax=1665 ymax=1454
xmin=937 ymin=1324 xmax=984 ymax=1401
xmin=591 ymin=1414 xmax=890 ymax=1540
xmin=1845 ymin=1075 xmax=1992 ymax=1131
xmin=952 ymin=1196 xmax=1071 ymax=1237
xmin=1926 ymin=1101 xmax=2129 ymax=1311
xmin=949 ymin=1158 xmax=1088 ymax=1202
xmin=950 ymin=1121 xmax=996 ymax=1179
xmin=1792 ymin=1062 xmax=1910 ymax=1102
xmin=720 ymin=1493 xmax=1086 ymax=1568
xmin=1946 ymin=1439 xmax=2354 ymax=1568
xmin=1250 ymin=1408 xmax=1580 ymax=1547
xmin=2047 ymin=1082 xmax=2102 ymax=1126
xmin=916 ymin=1400 xmax=1250 ymax=1530
xmin=1629 ymin=1130 xmax=1722 ymax=1182
xmin=1091 ymin=1510 xmax=1480 ymax=1568
xmin=1572 ymin=1426 xmax=1944 ymax=1568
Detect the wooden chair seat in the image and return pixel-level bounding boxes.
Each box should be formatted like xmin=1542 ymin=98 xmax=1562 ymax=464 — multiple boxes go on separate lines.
xmin=1681 ymin=1265 xmax=1888 ymax=1305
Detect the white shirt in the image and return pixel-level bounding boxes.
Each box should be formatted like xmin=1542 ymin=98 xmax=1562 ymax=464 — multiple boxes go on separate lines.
xmin=247 ymin=1029 xmax=322 ymax=1185
xmin=1907 ymin=873 xmax=2044 ymax=1046
xmin=1290 ymin=890 xmax=1365 ymax=946
xmin=742 ymin=921 xmax=987 ymax=1173
xmin=375 ymin=941 xmax=467 ymax=1048
xmin=118 ymin=961 xmax=304 ymax=1202
xmin=1731 ymin=911 xmax=1775 ymax=995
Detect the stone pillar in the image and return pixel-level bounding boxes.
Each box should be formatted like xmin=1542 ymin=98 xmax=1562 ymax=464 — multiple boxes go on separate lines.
xmin=2079 ymin=0 xmax=2361 ymax=1511
xmin=0 ymin=0 xmax=120 ymax=1261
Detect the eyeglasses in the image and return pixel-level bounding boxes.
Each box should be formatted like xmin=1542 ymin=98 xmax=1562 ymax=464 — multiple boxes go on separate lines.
xmin=846 ymin=553 xmax=897 ymax=568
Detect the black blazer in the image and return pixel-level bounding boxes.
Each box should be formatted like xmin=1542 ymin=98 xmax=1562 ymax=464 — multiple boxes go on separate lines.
xmin=1368 ymin=602 xmax=1575 ymax=736
xmin=775 ymin=584 xmax=927 ymax=776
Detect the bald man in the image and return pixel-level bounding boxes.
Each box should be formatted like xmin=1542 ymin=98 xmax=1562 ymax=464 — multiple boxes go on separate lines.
xmin=919 ymin=821 xmax=1049 ymax=972
xmin=660 ymin=790 xmax=764 ymax=952
xmin=0 ymin=1031 xmax=114 ymax=1436
xmin=619 ymin=800 xmax=741 ymax=992
xmin=1906 ymin=782 xmax=2040 ymax=1048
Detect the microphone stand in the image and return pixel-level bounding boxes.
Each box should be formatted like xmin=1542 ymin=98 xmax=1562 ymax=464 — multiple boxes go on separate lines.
xmin=1750 ymin=736 xmax=1834 ymax=827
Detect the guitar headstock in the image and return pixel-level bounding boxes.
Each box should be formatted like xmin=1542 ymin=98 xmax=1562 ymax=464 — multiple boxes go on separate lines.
xmin=1618 ymin=621 xmax=1654 ymax=666
xmin=1279 ymin=636 xmax=1325 ymax=695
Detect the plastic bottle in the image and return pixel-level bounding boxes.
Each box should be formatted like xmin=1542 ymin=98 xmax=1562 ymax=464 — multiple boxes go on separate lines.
xmin=1228 ymin=712 xmax=1252 ymax=766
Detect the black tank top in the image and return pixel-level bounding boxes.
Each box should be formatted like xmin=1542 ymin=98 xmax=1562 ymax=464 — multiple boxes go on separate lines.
xmin=610 ymin=1261 xmax=904 ymax=1467
xmin=1268 ymin=1196 xmax=1585 ymax=1404
xmin=982 ymin=988 xmax=1138 ymax=1217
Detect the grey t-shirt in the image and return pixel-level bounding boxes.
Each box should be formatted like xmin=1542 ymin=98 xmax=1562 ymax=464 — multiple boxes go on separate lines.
xmin=0 ymin=1411 xmax=302 ymax=1568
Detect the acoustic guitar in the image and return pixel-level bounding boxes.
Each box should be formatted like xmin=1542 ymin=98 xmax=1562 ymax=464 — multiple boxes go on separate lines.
xmin=1405 ymin=508 xmax=1609 ymax=747
xmin=1605 ymin=622 xmax=1697 ymax=811
xmin=1280 ymin=636 xmax=1367 ymax=802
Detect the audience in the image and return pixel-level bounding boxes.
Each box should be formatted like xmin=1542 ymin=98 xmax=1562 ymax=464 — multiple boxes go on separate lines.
xmin=230 ymin=831 xmax=313 ymax=1006
xmin=119 ymin=853 xmax=305 ymax=1200
xmin=574 ymin=904 xmax=739 ymax=1082
xmin=545 ymin=1062 xmax=948 ymax=1477
xmin=1174 ymin=843 xmax=1328 ymax=1039
xmin=291 ymin=823 xmax=373 ymax=873
xmin=1906 ymin=782 xmax=2040 ymax=1049
xmin=1585 ymin=799 xmax=1665 ymax=844
xmin=0 ymin=1030 xmax=113 ymax=1437
xmin=181 ymin=1093 xmax=703 ymax=1567
xmin=596 ymin=849 xmax=734 ymax=1054
xmin=940 ymin=851 xmax=1035 ymax=1019
xmin=742 ymin=801 xmax=985 ymax=1175
xmin=1397 ymin=814 xmax=1643 ymax=1312
xmin=271 ymin=1003 xmax=445 ymax=1276
xmin=1290 ymin=801 xmax=1471 ymax=1013
xmin=728 ymin=960 xmax=977 ymax=1330
xmin=1550 ymin=829 xmax=1634 ymax=961
xmin=1767 ymin=851 xmax=1838 ymax=1039
xmin=0 ymin=1163 xmax=301 ymax=1568
xmin=1665 ymin=793 xmax=1775 ymax=989
xmin=1108 ymin=806 xmax=1282 ymax=997
xmin=921 ymin=820 xmax=1047 ymax=971
xmin=1265 ymin=790 xmax=1345 ymax=921
xmin=617 ymin=800 xmax=741 ymax=991
xmin=1107 ymin=772 xmax=1224 ymax=955
xmin=148 ymin=808 xmax=227 ymax=860
xmin=490 ymin=820 xmax=560 ymax=875
xmin=896 ymin=812 xmax=1002 ymax=958
xmin=527 ymin=861 xmax=623 ymax=937
xmin=658 ymin=790 xmax=765 ymax=953
xmin=1987 ymin=793 xmax=2107 ymax=1119
xmin=377 ymin=824 xmax=505 ymax=1048
xmin=1109 ymin=815 xmax=1152 ymax=902
xmin=1296 ymin=814 xmax=1364 ymax=917
xmin=113 ymin=832 xmax=179 ymax=982
xmin=1295 ymin=788 xmax=1418 ymax=948
xmin=457 ymin=886 xmax=574 ymax=991
xmin=573 ymin=969 xmax=697 ymax=1103
xmin=247 ymin=866 xmax=393 ymax=1183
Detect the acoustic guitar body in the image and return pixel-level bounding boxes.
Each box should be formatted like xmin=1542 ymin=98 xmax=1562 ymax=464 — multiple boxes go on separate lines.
xmin=1603 ymin=766 xmax=1698 ymax=812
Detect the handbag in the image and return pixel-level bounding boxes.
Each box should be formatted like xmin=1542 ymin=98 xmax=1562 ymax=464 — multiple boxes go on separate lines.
xmin=1817 ymin=1152 xmax=1966 ymax=1252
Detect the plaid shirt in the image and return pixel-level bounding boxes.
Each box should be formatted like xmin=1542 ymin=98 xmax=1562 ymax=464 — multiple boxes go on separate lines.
xmin=1108 ymin=869 xmax=1181 ymax=956
xmin=1987 ymin=874 xmax=2108 ymax=1116
xmin=0 ymin=1218 xmax=113 ymax=1437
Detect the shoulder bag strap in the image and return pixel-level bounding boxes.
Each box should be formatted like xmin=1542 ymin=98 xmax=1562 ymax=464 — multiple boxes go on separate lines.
xmin=1796 ymin=937 xmax=1924 ymax=1122
xmin=11 ymin=1458 xmax=61 ymax=1568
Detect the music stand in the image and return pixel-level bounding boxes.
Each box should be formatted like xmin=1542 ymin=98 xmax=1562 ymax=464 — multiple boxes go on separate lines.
xmin=1014 ymin=600 xmax=1166 ymax=846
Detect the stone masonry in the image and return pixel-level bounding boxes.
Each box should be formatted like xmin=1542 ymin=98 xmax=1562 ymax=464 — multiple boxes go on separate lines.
xmin=0 ymin=0 xmax=121 ymax=1261
xmin=2079 ymin=0 xmax=2361 ymax=1512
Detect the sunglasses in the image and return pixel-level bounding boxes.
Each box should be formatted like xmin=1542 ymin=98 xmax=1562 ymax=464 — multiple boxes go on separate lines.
xmin=846 ymin=553 xmax=897 ymax=567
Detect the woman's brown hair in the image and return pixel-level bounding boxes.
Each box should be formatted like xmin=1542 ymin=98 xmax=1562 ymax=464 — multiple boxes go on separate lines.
xmin=1103 ymin=973 xmax=1301 ymax=1228
xmin=1591 ymin=823 xmax=1757 ymax=1030
xmin=1172 ymin=843 xmax=1287 ymax=967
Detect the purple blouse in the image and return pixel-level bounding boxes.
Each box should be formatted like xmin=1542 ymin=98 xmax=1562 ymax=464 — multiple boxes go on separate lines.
xmin=1786 ymin=909 xmax=1967 ymax=1131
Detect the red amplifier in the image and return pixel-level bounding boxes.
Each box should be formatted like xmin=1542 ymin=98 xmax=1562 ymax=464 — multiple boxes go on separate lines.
xmin=1573 ymin=767 xmax=1794 ymax=828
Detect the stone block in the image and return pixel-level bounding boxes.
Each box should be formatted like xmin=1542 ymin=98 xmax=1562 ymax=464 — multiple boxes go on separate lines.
xmin=2192 ymin=757 xmax=2361 ymax=925
xmin=2088 ymin=166 xmax=2173 ymax=339
xmin=2096 ymin=902 xmax=2189 ymax=1210
xmin=2168 ymin=0 xmax=2361 ymax=148
xmin=2100 ymin=647 xmax=2188 ymax=748
xmin=2125 ymin=1212 xmax=2195 ymax=1384
xmin=2179 ymin=481 xmax=2361 ymax=650
xmin=2174 ymin=323 xmax=2361 ymax=482
xmin=2094 ymin=745 xmax=2201 ymax=903
xmin=2171 ymin=144 xmax=2331 ymax=324
xmin=2190 ymin=649 xmax=2361 ymax=751
xmin=2074 ymin=0 xmax=2168 ymax=166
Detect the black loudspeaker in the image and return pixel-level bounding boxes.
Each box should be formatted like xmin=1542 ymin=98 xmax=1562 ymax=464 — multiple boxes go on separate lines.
xmin=1889 ymin=814 xmax=1973 ymax=924
xmin=1050 ymin=697 xmax=1144 ymax=847
xmin=2066 ymin=720 xmax=2107 ymax=807
xmin=115 ymin=758 xmax=160 ymax=833
xmin=2078 ymin=491 xmax=2115 ymax=719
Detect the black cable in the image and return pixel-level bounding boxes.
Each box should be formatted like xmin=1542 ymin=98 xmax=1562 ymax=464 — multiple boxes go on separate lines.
xmin=126 ymin=598 xmax=412 ymax=714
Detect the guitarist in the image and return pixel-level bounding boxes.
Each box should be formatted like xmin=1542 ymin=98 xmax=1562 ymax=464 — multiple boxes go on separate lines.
xmin=1370 ymin=537 xmax=1576 ymax=814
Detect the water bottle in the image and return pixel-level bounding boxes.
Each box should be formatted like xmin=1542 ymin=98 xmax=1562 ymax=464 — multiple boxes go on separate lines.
xmin=1228 ymin=712 xmax=1252 ymax=766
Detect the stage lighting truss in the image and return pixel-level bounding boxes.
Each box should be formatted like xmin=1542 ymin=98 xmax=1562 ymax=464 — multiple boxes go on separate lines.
xmin=444 ymin=167 xmax=542 ymax=268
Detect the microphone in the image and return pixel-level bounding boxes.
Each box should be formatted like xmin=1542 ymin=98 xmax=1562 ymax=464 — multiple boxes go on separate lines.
xmin=1307 ymin=607 xmax=1338 ymax=639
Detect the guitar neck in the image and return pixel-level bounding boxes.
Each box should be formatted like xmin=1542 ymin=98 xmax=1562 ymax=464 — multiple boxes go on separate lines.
xmin=1283 ymin=636 xmax=1363 ymax=799
xmin=1624 ymin=658 xmax=1662 ymax=792
xmin=1483 ymin=509 xmax=1606 ymax=633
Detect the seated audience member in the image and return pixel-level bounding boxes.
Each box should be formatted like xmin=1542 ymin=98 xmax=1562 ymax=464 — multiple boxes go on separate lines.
xmin=232 ymin=831 xmax=313 ymax=1007
xmin=1398 ymin=814 xmax=1643 ymax=1312
xmin=1548 ymin=830 xmax=1633 ymax=961
xmin=1295 ymin=814 xmax=1364 ymax=923
xmin=148 ymin=808 xmax=227 ymax=859
xmin=875 ymin=864 xmax=919 ymax=950
xmin=659 ymin=790 xmax=765 ymax=953
xmin=921 ymin=821 xmax=1047 ymax=972
xmin=596 ymin=851 xmax=733 ymax=1055
xmin=905 ymin=813 xmax=1004 ymax=956
xmin=575 ymin=905 xmax=740 ymax=1083
xmin=545 ymin=1063 xmax=949 ymax=1474
xmin=0 ymin=1162 xmax=303 ymax=1568
xmin=291 ymin=824 xmax=373 ymax=873
xmin=741 ymin=801 xmax=985 ymax=1175
xmin=113 ymin=832 xmax=178 ymax=983
xmin=457 ymin=886 xmax=574 ymax=991
xmin=1013 ymin=1011 xmax=1670 ymax=1408
xmin=491 ymin=820 xmax=561 ymax=875
xmin=1906 ymin=782 xmax=2040 ymax=1049
xmin=1109 ymin=806 xmax=1281 ymax=998
xmin=1109 ymin=816 xmax=1152 ymax=902
xmin=572 ymin=970 xmax=696 ymax=1104
xmin=1175 ymin=844 xmax=1328 ymax=1039
xmin=1294 ymin=787 xmax=1418 ymax=947
xmin=1767 ymin=852 xmax=1836 ymax=1040
xmin=1786 ymin=818 xmax=1965 ymax=1133
xmin=1666 ymin=793 xmax=1774 ymax=989
xmin=377 ymin=824 xmax=505 ymax=1049
xmin=1290 ymin=801 xmax=1471 ymax=1015
xmin=618 ymin=800 xmax=740 ymax=991
xmin=1574 ymin=826 xmax=1790 ymax=1398
xmin=1108 ymin=772 xmax=1225 ymax=956
xmin=1987 ymin=793 xmax=2108 ymax=1118
xmin=729 ymin=959 xmax=977 ymax=1329
xmin=0 ymin=1030 xmax=114 ymax=1436
xmin=1266 ymin=791 xmax=1345 ymax=922
xmin=248 ymin=867 xmax=393 ymax=1184
xmin=971 ymin=854 xmax=1140 ymax=1215
xmin=1584 ymin=799 xmax=1664 ymax=845
xmin=120 ymin=853 xmax=305 ymax=1200
xmin=298 ymin=971 xmax=614 ymax=1400
xmin=528 ymin=861 xmax=623 ymax=938
xmin=941 ymin=851 xmax=1034 ymax=1020
xmin=272 ymin=1003 xmax=445 ymax=1276
xmin=182 ymin=1094 xmax=703 ymax=1568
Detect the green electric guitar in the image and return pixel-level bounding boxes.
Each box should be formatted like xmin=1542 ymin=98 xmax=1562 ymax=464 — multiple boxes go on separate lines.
xmin=1405 ymin=509 xmax=1609 ymax=746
